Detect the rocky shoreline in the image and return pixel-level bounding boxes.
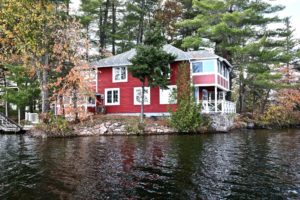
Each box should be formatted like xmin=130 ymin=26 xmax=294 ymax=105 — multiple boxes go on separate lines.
xmin=28 ymin=113 xmax=292 ymax=138
xmin=28 ymin=114 xmax=239 ymax=138
xmin=28 ymin=115 xmax=178 ymax=138
xmin=74 ymin=121 xmax=176 ymax=136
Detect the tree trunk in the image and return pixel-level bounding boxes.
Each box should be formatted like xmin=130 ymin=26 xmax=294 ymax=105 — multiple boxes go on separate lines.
xmin=66 ymin=0 xmax=70 ymax=15
xmin=112 ymin=0 xmax=116 ymax=55
xmin=72 ymin=86 xmax=79 ymax=122
xmin=39 ymin=53 xmax=50 ymax=113
xmin=98 ymin=5 xmax=103 ymax=51
xmin=59 ymin=94 xmax=65 ymax=117
xmin=100 ymin=0 xmax=110 ymax=50
xmin=137 ymin=0 xmax=145 ymax=44
xmin=86 ymin=25 xmax=89 ymax=61
xmin=140 ymin=82 xmax=145 ymax=123
xmin=260 ymin=89 xmax=271 ymax=114
xmin=238 ymin=73 xmax=246 ymax=113
xmin=41 ymin=68 xmax=49 ymax=113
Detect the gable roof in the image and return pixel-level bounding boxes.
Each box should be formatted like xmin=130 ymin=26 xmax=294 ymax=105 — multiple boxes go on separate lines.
xmin=90 ymin=44 xmax=188 ymax=68
xmin=185 ymin=50 xmax=233 ymax=68
xmin=90 ymin=44 xmax=232 ymax=68
xmin=185 ymin=50 xmax=218 ymax=60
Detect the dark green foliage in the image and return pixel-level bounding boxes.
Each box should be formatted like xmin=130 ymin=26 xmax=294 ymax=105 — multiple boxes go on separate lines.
xmin=130 ymin=47 xmax=174 ymax=88
xmin=169 ymin=63 xmax=203 ymax=132
xmin=169 ymin=94 xmax=203 ymax=133
xmin=178 ymin=0 xmax=296 ymax=113
xmin=129 ymin=27 xmax=175 ymax=88
xmin=129 ymin=27 xmax=175 ymax=122
xmin=1 ymin=65 xmax=40 ymax=111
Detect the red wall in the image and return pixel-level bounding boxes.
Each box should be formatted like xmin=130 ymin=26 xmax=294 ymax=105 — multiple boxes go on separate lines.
xmin=192 ymin=74 xmax=215 ymax=85
xmin=97 ymin=62 xmax=181 ymax=114
xmin=217 ymin=75 xmax=229 ymax=89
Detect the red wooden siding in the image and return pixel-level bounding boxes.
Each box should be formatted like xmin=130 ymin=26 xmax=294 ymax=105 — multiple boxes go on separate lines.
xmin=192 ymin=74 xmax=215 ymax=85
xmin=217 ymin=75 xmax=229 ymax=89
xmin=97 ymin=62 xmax=181 ymax=113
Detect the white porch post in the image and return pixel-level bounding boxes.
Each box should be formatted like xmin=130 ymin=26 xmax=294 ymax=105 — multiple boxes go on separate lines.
xmin=18 ymin=107 xmax=20 ymax=126
xmin=194 ymin=87 xmax=199 ymax=104
xmin=215 ymin=86 xmax=217 ymax=112
xmin=222 ymin=91 xmax=226 ymax=113
xmin=5 ymin=91 xmax=8 ymax=117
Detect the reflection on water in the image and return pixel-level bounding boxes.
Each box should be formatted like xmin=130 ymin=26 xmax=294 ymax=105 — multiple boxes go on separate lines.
xmin=0 ymin=130 xmax=299 ymax=199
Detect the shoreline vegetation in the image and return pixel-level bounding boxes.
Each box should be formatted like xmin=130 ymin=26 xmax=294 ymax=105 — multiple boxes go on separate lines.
xmin=28 ymin=113 xmax=300 ymax=138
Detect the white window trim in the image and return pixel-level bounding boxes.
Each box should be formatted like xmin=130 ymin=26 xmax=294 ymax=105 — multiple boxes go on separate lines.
xmin=191 ymin=60 xmax=216 ymax=75
xmin=134 ymin=87 xmax=151 ymax=105
xmin=192 ymin=72 xmax=216 ymax=76
xmin=105 ymin=88 xmax=120 ymax=105
xmin=159 ymin=85 xmax=177 ymax=105
xmin=112 ymin=66 xmax=128 ymax=83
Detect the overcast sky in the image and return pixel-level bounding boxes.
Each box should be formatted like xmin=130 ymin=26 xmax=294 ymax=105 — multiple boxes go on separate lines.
xmin=70 ymin=0 xmax=300 ymax=37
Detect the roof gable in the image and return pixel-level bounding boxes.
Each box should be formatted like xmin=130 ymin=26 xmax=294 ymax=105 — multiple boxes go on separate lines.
xmin=90 ymin=44 xmax=232 ymax=68
xmin=90 ymin=44 xmax=188 ymax=68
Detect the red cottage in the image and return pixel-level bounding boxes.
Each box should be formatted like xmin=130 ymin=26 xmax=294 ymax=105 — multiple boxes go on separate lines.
xmin=88 ymin=44 xmax=236 ymax=116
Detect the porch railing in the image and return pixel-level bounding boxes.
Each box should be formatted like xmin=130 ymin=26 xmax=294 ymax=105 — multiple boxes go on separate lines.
xmin=201 ymin=100 xmax=236 ymax=114
xmin=25 ymin=112 xmax=39 ymax=124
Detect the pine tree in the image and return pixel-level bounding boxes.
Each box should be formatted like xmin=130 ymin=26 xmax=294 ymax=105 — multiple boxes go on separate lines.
xmin=278 ymin=17 xmax=300 ymax=83
xmin=129 ymin=26 xmax=175 ymax=122
xmin=178 ymin=0 xmax=286 ymax=113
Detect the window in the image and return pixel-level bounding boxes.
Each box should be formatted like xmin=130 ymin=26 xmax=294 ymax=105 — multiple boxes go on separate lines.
xmin=192 ymin=60 xmax=215 ymax=73
xmin=160 ymin=85 xmax=177 ymax=104
xmin=105 ymin=88 xmax=120 ymax=105
xmin=218 ymin=61 xmax=222 ymax=73
xmin=113 ymin=66 xmax=127 ymax=82
xmin=134 ymin=87 xmax=150 ymax=105
xmin=192 ymin=62 xmax=203 ymax=73
xmin=203 ymin=60 xmax=215 ymax=72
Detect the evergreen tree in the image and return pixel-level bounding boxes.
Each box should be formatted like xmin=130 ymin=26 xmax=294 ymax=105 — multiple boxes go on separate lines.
xmin=1 ymin=65 xmax=40 ymax=118
xmin=178 ymin=0 xmax=286 ymax=113
xmin=129 ymin=26 xmax=175 ymax=122
xmin=278 ymin=17 xmax=300 ymax=83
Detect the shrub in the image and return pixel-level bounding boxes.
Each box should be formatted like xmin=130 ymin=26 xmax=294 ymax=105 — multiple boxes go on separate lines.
xmin=36 ymin=112 xmax=71 ymax=135
xmin=168 ymin=62 xmax=205 ymax=132
xmin=125 ymin=117 xmax=145 ymax=134
xmin=169 ymin=97 xmax=203 ymax=132
xmin=257 ymin=105 xmax=297 ymax=127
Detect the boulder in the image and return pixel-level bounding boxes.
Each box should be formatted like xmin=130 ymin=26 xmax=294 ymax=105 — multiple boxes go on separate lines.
xmin=99 ymin=123 xmax=108 ymax=134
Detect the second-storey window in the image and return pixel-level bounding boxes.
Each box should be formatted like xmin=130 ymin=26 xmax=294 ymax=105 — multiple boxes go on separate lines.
xmin=105 ymin=88 xmax=120 ymax=105
xmin=113 ymin=66 xmax=127 ymax=82
xmin=192 ymin=60 xmax=215 ymax=73
xmin=192 ymin=62 xmax=203 ymax=73
xmin=134 ymin=87 xmax=150 ymax=105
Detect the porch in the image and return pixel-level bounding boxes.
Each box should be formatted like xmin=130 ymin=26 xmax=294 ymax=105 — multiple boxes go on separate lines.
xmin=200 ymin=100 xmax=236 ymax=114
xmin=195 ymin=87 xmax=236 ymax=114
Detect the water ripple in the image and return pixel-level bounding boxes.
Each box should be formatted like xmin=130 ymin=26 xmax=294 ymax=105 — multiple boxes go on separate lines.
xmin=0 ymin=130 xmax=299 ymax=199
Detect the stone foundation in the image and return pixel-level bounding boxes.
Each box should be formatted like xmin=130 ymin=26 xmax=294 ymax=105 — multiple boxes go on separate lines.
xmin=207 ymin=113 xmax=236 ymax=132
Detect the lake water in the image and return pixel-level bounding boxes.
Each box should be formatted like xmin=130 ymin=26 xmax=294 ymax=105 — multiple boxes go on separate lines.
xmin=0 ymin=130 xmax=299 ymax=199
